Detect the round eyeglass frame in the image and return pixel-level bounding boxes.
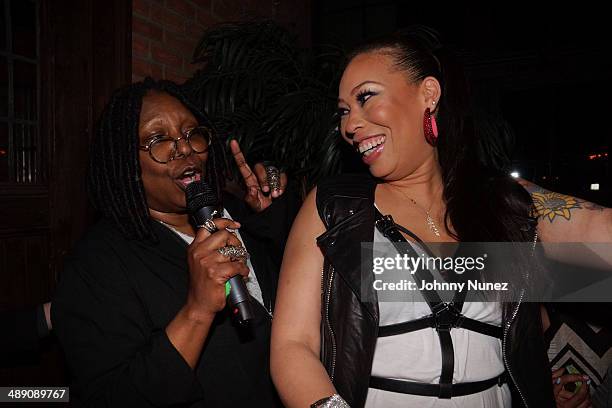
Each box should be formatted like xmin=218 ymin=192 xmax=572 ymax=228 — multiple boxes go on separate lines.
xmin=138 ymin=125 xmax=213 ymax=164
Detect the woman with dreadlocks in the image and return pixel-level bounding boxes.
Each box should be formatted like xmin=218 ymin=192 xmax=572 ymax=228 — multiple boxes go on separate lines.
xmin=52 ymin=78 xmax=293 ymax=407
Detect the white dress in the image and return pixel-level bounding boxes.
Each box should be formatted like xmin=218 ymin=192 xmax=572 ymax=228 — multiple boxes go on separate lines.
xmin=364 ymin=228 xmax=511 ymax=408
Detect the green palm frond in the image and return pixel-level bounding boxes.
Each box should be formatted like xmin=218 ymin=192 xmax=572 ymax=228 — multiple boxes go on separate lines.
xmin=184 ymin=21 xmax=345 ymax=196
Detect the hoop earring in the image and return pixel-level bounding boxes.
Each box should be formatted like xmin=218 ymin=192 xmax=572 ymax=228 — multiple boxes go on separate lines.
xmin=423 ymin=108 xmax=439 ymax=146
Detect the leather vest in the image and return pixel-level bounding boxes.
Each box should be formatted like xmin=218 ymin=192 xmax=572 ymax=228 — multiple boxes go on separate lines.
xmin=315 ymin=174 xmax=554 ymax=408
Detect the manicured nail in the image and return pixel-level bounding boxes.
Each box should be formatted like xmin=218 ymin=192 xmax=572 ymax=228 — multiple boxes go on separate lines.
xmin=586 ymin=379 xmax=591 ymax=385
xmin=554 ymin=378 xmax=561 ymax=385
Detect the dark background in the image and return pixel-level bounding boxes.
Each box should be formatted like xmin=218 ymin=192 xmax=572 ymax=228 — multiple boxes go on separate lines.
xmin=1 ymin=0 xmax=610 ymax=394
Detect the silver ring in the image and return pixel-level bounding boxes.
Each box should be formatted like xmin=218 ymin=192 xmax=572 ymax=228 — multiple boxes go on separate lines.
xmin=217 ymin=245 xmax=250 ymax=261
xmin=198 ymin=218 xmax=218 ymax=234
xmin=265 ymin=165 xmax=281 ymax=191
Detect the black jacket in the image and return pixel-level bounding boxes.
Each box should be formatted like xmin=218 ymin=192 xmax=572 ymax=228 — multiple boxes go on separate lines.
xmin=315 ymin=174 xmax=554 ymax=408
xmin=53 ymin=192 xmax=298 ymax=407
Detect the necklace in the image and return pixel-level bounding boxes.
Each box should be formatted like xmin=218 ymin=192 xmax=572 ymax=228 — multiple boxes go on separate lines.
xmin=389 ymin=186 xmax=442 ymax=237
xmin=408 ymin=197 xmax=441 ymax=237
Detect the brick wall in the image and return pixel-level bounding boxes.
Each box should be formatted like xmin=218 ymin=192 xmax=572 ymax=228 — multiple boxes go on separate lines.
xmin=132 ymin=0 xmax=312 ymax=83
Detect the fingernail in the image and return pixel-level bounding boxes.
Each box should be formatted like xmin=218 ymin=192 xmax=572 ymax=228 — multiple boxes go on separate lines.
xmin=586 ymin=379 xmax=591 ymax=385
xmin=554 ymin=378 xmax=561 ymax=385
xmin=263 ymin=185 xmax=269 ymax=192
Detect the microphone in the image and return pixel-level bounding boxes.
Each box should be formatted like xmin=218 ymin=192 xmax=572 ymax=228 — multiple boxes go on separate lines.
xmin=185 ymin=181 xmax=255 ymax=323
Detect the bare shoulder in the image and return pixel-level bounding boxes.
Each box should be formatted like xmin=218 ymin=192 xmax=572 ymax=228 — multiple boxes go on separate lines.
xmin=287 ymin=186 xmax=326 ymax=240
xmin=279 ymin=187 xmax=326 ymax=282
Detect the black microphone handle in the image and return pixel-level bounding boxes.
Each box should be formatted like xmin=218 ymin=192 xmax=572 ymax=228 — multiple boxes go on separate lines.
xmin=191 ymin=205 xmax=222 ymax=225
xmin=227 ymin=275 xmax=255 ymax=322
xmin=191 ymin=205 xmax=254 ymax=323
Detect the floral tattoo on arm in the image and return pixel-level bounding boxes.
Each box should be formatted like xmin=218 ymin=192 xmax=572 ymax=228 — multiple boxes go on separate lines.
xmin=525 ymin=185 xmax=604 ymax=223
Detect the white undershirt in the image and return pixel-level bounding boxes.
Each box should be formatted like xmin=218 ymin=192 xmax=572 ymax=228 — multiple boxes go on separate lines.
xmin=365 ymin=227 xmax=511 ymax=408
xmin=158 ymin=209 xmax=265 ymax=308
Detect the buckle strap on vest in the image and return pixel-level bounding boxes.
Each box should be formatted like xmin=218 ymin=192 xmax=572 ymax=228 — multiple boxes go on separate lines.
xmin=378 ymin=312 xmax=503 ymax=338
xmin=369 ymin=372 xmax=507 ymax=398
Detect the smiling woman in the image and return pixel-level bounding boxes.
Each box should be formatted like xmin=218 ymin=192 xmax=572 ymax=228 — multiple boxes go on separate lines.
xmin=52 ymin=78 xmax=291 ymax=407
xmin=336 ymin=53 xmax=439 ymax=174
xmin=270 ymin=26 xmax=611 ymax=408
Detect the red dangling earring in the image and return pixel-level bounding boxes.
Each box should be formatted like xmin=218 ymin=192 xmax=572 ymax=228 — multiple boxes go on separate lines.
xmin=423 ymin=107 xmax=439 ymax=146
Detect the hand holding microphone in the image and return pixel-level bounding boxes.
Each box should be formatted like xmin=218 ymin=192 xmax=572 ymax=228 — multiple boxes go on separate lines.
xmin=185 ymin=181 xmax=254 ymax=323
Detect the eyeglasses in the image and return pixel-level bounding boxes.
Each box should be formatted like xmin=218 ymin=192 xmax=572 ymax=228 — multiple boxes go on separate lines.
xmin=139 ymin=126 xmax=213 ymax=164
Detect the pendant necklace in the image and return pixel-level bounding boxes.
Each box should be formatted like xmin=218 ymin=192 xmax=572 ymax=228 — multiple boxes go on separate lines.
xmin=391 ymin=186 xmax=442 ymax=237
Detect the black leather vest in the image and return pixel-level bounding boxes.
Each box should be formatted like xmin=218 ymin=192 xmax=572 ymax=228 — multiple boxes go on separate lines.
xmin=315 ymin=174 xmax=554 ymax=408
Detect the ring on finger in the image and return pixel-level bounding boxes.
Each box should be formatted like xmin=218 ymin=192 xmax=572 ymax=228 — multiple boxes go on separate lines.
xmin=198 ymin=218 xmax=218 ymax=234
xmin=264 ymin=165 xmax=281 ymax=191
xmin=217 ymin=245 xmax=250 ymax=261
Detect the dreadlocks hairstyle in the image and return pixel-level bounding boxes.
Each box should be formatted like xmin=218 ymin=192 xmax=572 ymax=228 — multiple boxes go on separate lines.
xmin=87 ymin=78 xmax=227 ymax=241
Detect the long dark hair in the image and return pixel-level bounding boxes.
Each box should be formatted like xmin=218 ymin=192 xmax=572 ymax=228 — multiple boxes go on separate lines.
xmin=347 ymin=26 xmax=535 ymax=241
xmin=87 ymin=78 xmax=227 ymax=241
xmin=346 ymin=27 xmax=539 ymax=301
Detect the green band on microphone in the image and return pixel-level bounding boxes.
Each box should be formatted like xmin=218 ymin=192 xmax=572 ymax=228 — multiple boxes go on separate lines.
xmin=225 ymin=281 xmax=231 ymax=297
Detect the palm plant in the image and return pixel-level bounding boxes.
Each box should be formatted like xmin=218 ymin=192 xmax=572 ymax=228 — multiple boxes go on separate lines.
xmin=184 ymin=21 xmax=347 ymax=197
